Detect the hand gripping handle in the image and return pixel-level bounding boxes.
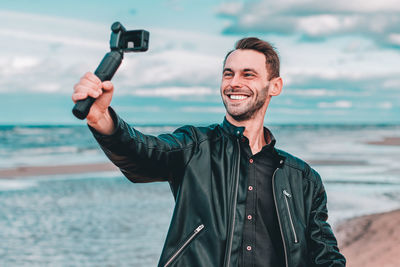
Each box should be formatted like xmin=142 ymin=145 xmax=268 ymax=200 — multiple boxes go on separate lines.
xmin=72 ymin=51 xmax=123 ymax=120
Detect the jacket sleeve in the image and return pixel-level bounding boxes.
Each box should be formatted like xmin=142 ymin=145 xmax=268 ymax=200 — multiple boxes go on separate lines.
xmin=89 ymin=107 xmax=197 ymax=185
xmin=307 ymin=169 xmax=346 ymax=266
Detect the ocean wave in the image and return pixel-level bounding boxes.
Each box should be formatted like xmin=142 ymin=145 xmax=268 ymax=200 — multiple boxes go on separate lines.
xmin=0 ymin=179 xmax=38 ymax=191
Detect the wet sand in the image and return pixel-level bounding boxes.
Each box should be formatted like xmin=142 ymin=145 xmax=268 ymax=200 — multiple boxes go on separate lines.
xmin=366 ymin=136 xmax=400 ymax=146
xmin=336 ymin=209 xmax=400 ymax=267
xmin=0 ymin=162 xmax=118 ymax=178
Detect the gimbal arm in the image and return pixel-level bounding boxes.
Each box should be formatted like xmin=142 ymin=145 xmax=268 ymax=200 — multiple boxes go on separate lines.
xmin=72 ymin=22 xmax=149 ymax=120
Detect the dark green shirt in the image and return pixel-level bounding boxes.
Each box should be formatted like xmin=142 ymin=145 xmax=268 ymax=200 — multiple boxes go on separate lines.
xmin=240 ymin=129 xmax=285 ymax=267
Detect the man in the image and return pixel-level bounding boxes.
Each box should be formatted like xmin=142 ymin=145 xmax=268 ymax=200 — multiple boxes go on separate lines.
xmin=72 ymin=37 xmax=346 ymax=267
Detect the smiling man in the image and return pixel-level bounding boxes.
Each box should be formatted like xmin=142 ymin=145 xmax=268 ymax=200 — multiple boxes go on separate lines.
xmin=72 ymin=37 xmax=346 ymax=267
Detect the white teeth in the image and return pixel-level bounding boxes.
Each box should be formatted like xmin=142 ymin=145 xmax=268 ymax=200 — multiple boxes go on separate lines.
xmin=229 ymin=95 xmax=247 ymax=100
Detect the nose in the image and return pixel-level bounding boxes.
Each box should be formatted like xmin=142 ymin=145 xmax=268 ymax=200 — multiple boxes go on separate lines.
xmin=229 ymin=74 xmax=242 ymax=88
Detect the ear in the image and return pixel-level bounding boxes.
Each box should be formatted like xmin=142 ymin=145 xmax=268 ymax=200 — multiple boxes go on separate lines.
xmin=269 ymin=77 xmax=283 ymax=96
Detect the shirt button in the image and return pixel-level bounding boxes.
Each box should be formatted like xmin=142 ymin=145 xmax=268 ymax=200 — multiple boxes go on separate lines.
xmin=246 ymin=246 xmax=252 ymax=251
xmin=249 ymin=158 xmax=254 ymax=163
xmin=247 ymin=215 xmax=252 ymax=220
xmin=248 ymin=186 xmax=253 ymax=191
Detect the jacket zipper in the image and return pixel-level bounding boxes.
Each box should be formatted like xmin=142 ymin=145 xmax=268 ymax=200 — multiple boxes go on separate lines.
xmin=163 ymin=224 xmax=205 ymax=267
xmin=283 ymin=190 xmax=299 ymax=243
xmin=224 ymin=138 xmax=241 ymax=267
xmin=272 ymin=167 xmax=289 ymax=267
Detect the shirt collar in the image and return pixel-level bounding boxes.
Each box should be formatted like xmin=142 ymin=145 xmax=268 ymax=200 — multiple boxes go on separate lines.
xmin=221 ymin=117 xmax=276 ymax=147
xmin=220 ymin=117 xmax=284 ymax=164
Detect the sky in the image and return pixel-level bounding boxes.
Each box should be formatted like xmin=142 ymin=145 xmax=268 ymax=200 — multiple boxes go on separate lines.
xmin=0 ymin=0 xmax=399 ymax=125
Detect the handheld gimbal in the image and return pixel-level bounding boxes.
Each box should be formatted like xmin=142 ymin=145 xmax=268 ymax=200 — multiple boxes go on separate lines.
xmin=72 ymin=22 xmax=150 ymax=120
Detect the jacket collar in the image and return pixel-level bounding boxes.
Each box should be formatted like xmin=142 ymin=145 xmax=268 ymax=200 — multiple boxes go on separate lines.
xmin=220 ymin=117 xmax=286 ymax=165
xmin=220 ymin=117 xmax=276 ymax=144
xmin=220 ymin=117 xmax=245 ymax=138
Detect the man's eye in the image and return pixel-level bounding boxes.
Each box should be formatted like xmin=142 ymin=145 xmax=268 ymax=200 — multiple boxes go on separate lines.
xmin=223 ymin=72 xmax=233 ymax=77
xmin=244 ymin=73 xmax=254 ymax=77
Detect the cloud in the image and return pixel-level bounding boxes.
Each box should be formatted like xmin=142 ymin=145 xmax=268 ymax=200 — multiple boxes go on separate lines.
xmin=31 ymin=82 xmax=61 ymax=93
xmin=0 ymin=10 xmax=228 ymax=96
xmin=9 ymin=56 xmax=40 ymax=69
xmin=180 ymin=106 xmax=225 ymax=113
xmin=117 ymin=49 xmax=221 ymax=90
xmin=284 ymin=71 xmax=400 ymax=93
xmin=132 ymin=86 xmax=217 ymax=97
xmin=114 ymin=105 xmax=161 ymax=112
xmin=270 ymin=108 xmax=314 ymax=115
xmin=0 ymin=10 xmax=106 ymax=47
xmin=378 ymin=102 xmax=393 ymax=109
xmin=216 ymin=2 xmax=243 ymax=18
xmin=382 ymin=78 xmax=400 ymax=89
xmin=286 ymin=89 xmax=338 ymax=97
xmin=388 ymin=33 xmax=400 ymax=45
xmin=216 ymin=0 xmax=400 ymax=48
xmin=273 ymin=70 xmax=399 ymax=117
xmin=318 ymin=100 xmax=353 ymax=109
xmin=0 ymin=28 xmax=105 ymax=49
xmin=164 ymin=0 xmax=184 ymax=11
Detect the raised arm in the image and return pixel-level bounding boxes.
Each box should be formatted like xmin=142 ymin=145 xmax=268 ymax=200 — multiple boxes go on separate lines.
xmin=89 ymin=108 xmax=198 ymax=185
xmin=72 ymin=72 xmax=197 ymax=185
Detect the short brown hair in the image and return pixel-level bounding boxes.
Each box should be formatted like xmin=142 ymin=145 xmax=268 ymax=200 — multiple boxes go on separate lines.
xmin=224 ymin=37 xmax=280 ymax=80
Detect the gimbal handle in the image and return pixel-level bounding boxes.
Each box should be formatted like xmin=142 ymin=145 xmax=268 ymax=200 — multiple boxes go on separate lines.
xmin=72 ymin=51 xmax=123 ymax=120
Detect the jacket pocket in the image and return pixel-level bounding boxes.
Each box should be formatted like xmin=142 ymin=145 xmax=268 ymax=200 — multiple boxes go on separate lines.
xmin=163 ymin=224 xmax=205 ymax=267
xmin=283 ymin=190 xmax=298 ymax=243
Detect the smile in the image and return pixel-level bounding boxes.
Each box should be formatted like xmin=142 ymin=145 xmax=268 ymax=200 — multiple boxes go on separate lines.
xmin=229 ymin=95 xmax=248 ymax=100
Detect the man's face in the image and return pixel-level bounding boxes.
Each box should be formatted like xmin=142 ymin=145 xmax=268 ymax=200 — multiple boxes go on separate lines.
xmin=220 ymin=49 xmax=270 ymax=122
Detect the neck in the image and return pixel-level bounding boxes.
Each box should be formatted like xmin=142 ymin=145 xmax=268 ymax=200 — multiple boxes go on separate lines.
xmin=226 ymin=112 xmax=269 ymax=155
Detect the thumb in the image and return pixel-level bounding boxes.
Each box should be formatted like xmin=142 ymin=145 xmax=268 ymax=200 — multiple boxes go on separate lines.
xmin=102 ymin=81 xmax=114 ymax=91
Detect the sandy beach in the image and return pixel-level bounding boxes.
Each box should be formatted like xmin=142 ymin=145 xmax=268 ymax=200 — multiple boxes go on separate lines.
xmin=366 ymin=137 xmax=400 ymax=146
xmin=336 ymin=209 xmax=400 ymax=267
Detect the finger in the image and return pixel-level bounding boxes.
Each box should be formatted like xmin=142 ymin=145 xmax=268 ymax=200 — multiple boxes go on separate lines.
xmin=78 ymin=77 xmax=102 ymax=91
xmin=73 ymin=89 xmax=102 ymax=101
xmin=71 ymin=92 xmax=88 ymax=103
xmin=87 ymin=89 xmax=102 ymax=99
xmin=73 ymin=84 xmax=102 ymax=96
xmin=83 ymin=72 xmax=102 ymax=85
xmin=102 ymin=81 xmax=114 ymax=91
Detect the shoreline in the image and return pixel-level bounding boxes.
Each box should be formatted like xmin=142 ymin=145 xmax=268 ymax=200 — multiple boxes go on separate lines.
xmin=1 ymin=135 xmax=398 ymax=179
xmin=336 ymin=209 xmax=400 ymax=267
xmin=0 ymin=162 xmax=119 ymax=179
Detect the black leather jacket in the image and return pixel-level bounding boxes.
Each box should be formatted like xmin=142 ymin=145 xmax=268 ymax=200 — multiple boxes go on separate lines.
xmin=90 ymin=108 xmax=346 ymax=267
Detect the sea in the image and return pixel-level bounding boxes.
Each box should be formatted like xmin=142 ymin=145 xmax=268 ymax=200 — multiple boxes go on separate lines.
xmin=1 ymin=124 xmax=400 ymax=266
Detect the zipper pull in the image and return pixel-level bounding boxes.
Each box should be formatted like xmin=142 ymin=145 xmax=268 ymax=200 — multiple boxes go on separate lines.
xmin=283 ymin=190 xmax=291 ymax=197
xmin=195 ymin=224 xmax=204 ymax=233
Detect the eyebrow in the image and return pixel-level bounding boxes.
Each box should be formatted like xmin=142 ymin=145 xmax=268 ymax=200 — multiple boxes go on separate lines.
xmin=243 ymin=68 xmax=257 ymax=73
xmin=223 ymin=68 xmax=233 ymax=73
xmin=222 ymin=68 xmax=258 ymax=73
